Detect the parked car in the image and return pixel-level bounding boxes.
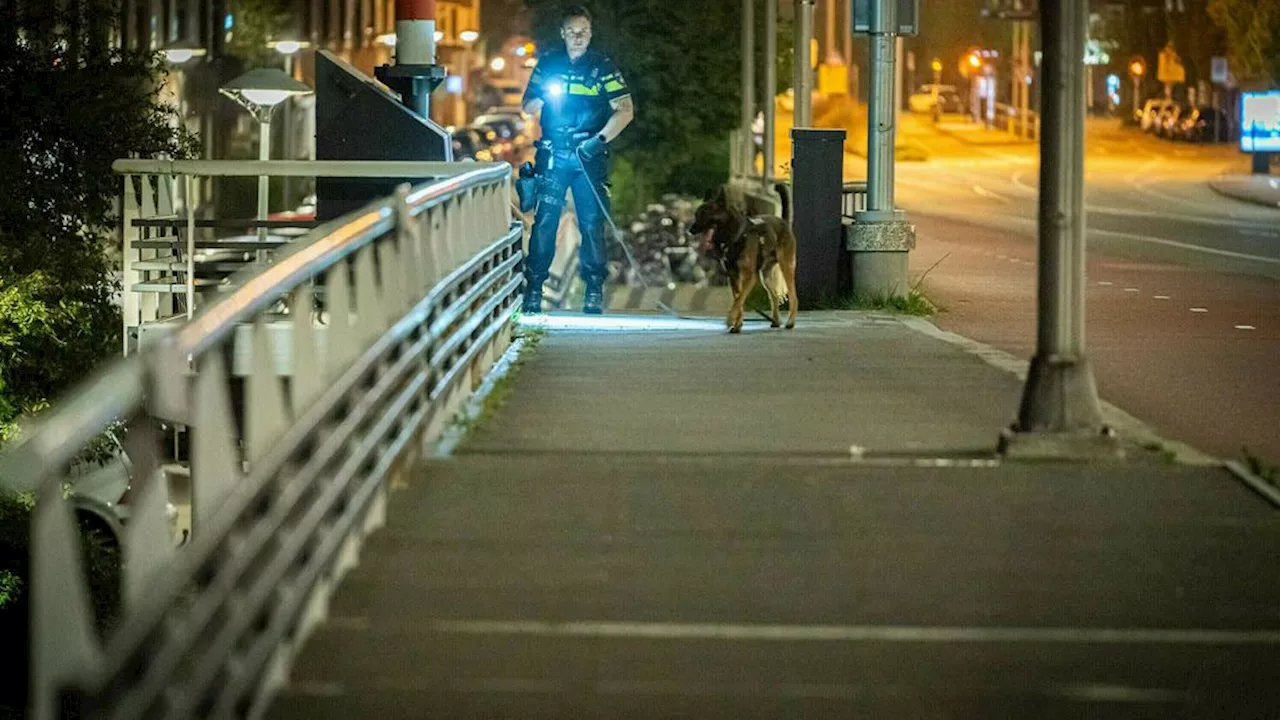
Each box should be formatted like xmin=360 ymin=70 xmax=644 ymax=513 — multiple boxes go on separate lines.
xmin=908 ymin=84 xmax=963 ymax=114
xmin=1174 ymin=106 xmax=1229 ymax=143
xmin=1136 ymin=98 xmax=1175 ymax=132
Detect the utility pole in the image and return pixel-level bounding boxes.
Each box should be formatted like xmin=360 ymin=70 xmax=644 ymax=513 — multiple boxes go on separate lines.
xmin=1020 ymin=17 xmax=1032 ymax=138
xmin=848 ymin=0 xmax=916 ymax=298
xmin=742 ymin=0 xmax=756 ymax=177
xmin=1001 ymin=0 xmax=1116 ymax=458
xmin=794 ymin=0 xmax=815 ymax=128
xmin=764 ymin=0 xmax=778 ymax=186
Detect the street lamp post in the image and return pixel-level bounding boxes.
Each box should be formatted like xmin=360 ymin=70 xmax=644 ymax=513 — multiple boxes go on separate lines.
xmin=1002 ymin=0 xmax=1116 ymax=458
xmin=268 ymin=40 xmax=312 ymax=209
xmin=219 ymin=69 xmax=314 ymax=243
xmin=1129 ymin=58 xmax=1145 ymax=122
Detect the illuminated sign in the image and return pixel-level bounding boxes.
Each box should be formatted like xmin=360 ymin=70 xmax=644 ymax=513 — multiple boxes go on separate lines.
xmin=1240 ymin=91 xmax=1280 ymax=153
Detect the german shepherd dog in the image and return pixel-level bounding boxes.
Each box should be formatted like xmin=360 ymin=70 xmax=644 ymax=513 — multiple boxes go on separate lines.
xmin=688 ymin=187 xmax=798 ymax=333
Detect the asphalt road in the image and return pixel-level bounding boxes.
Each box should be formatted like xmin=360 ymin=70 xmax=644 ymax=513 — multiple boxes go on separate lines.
xmin=874 ymin=116 xmax=1280 ymax=462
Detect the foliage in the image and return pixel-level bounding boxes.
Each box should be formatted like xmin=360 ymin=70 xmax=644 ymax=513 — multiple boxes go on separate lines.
xmin=1208 ymin=0 xmax=1280 ymax=87
xmin=0 ymin=0 xmax=195 ymax=434
xmin=524 ymin=1 xmax=743 ymax=208
xmin=226 ymin=0 xmax=293 ymax=67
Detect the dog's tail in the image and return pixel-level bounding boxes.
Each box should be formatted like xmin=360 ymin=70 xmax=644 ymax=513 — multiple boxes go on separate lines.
xmin=764 ymin=264 xmax=789 ymax=305
xmin=777 ymin=185 xmax=791 ymax=223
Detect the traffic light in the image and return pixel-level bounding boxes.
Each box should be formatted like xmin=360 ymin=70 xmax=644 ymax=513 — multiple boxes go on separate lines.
xmin=930 ymin=58 xmax=943 ymax=73
xmin=1128 ymin=57 xmax=1145 ymax=77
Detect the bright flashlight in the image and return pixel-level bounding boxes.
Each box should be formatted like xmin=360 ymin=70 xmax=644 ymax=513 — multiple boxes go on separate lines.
xmin=547 ymin=81 xmax=565 ymax=98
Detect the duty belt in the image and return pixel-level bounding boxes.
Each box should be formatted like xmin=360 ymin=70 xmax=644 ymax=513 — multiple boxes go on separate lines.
xmin=540 ymin=130 xmax=593 ymax=151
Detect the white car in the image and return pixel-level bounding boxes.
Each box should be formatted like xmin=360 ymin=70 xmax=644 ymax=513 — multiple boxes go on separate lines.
xmin=1137 ymin=98 xmax=1176 ymax=132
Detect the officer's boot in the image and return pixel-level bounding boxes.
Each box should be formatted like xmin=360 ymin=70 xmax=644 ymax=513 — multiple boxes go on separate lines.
xmin=583 ymin=280 xmax=604 ymax=315
xmin=522 ymin=275 xmax=546 ymax=315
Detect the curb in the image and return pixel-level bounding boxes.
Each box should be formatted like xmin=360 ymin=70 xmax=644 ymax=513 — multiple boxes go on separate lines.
xmin=432 ymin=334 xmax=531 ymax=458
xmin=896 ymin=316 xmax=1219 ymax=467
xmin=1206 ymin=176 xmax=1280 ymax=210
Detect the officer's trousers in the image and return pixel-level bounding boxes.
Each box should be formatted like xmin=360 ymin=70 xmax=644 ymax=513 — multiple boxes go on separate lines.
xmin=526 ymin=145 xmax=609 ymax=290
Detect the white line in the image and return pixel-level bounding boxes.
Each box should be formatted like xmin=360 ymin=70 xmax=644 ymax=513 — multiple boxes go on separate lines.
xmin=427 ymin=619 xmax=1280 ymax=646
xmin=1091 ymin=229 xmax=1280 ymax=266
xmin=1124 ymin=288 xmax=1140 ymax=293
xmin=1235 ymin=325 xmax=1256 ymax=331
xmin=972 ymin=184 xmax=1012 ymax=203
xmin=1153 ymin=295 xmax=1171 ymax=300
xmin=1098 ymin=281 xmax=1113 ymax=286
xmin=1088 ymin=205 xmax=1280 ymax=233
xmin=1191 ymin=308 xmax=1208 ymax=313
xmin=1009 ymin=170 xmax=1038 ymax=195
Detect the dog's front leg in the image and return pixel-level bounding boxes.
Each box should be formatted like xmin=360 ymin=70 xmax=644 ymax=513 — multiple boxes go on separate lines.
xmin=725 ymin=274 xmax=741 ymax=330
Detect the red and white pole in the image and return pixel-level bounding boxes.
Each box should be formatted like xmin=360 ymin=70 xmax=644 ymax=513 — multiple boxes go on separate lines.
xmin=396 ymin=0 xmax=437 ymax=67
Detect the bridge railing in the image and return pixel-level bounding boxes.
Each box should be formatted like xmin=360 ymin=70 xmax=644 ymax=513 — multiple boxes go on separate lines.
xmin=4 ymin=162 xmax=522 ymax=720
xmin=115 ymin=159 xmax=493 ymax=358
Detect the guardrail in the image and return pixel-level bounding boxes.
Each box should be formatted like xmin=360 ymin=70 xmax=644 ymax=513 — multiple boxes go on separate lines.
xmin=5 ymin=162 xmax=521 ymax=719
xmin=992 ymin=103 xmax=1041 ymax=140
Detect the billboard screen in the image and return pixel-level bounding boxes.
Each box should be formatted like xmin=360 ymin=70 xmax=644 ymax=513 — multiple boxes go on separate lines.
xmin=1240 ymin=91 xmax=1280 ymax=153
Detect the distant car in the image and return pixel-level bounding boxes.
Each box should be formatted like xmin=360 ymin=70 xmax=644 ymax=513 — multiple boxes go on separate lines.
xmin=908 ymin=84 xmax=962 ymax=114
xmin=1175 ymin=106 xmax=1229 ymax=143
xmin=1137 ymin=98 xmax=1175 ymax=132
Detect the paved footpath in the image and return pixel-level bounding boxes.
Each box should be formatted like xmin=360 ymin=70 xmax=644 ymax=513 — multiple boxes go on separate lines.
xmin=268 ymin=312 xmax=1280 ymax=719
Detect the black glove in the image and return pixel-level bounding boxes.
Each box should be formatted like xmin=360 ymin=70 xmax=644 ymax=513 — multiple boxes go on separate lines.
xmin=578 ymin=134 xmax=608 ymax=160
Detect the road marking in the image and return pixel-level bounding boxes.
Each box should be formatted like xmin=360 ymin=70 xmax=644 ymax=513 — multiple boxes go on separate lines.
xmin=1010 ymin=170 xmax=1038 ymax=195
xmin=1153 ymin=295 xmax=1171 ymax=300
xmin=972 ymin=184 xmax=1012 ymax=203
xmin=1098 ymin=281 xmax=1113 ymax=286
xmin=1191 ymin=308 xmax=1208 ymax=313
xmin=1091 ymin=229 xmax=1280 ymax=267
xmin=1235 ymin=325 xmax=1257 ymax=331
xmin=592 ymin=680 xmax=1183 ymax=705
xmin=427 ymin=619 xmax=1280 ymax=646
xmin=1241 ymin=229 xmax=1280 ymax=239
xmin=1124 ymin=288 xmax=1140 ymax=293
xmin=1088 ymin=205 xmax=1280 ymax=233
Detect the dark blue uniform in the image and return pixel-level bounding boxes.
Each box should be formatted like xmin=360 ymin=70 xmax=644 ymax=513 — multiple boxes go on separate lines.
xmin=522 ymin=49 xmax=630 ymax=306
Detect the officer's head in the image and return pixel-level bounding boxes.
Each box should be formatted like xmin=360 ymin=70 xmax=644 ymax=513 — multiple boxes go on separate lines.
xmin=560 ymin=5 xmax=593 ymax=59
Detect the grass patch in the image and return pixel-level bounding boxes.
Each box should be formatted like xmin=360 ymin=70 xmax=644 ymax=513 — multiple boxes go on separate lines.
xmin=1242 ymin=447 xmax=1278 ymax=486
xmin=808 ymin=289 xmax=939 ymax=315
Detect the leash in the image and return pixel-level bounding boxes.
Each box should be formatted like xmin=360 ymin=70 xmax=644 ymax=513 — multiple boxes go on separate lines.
xmin=574 ymin=145 xmax=689 ymax=319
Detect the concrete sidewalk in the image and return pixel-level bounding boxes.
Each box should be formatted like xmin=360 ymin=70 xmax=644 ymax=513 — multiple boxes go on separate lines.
xmin=1209 ymin=174 xmax=1280 ymax=209
xmin=270 ymin=311 xmax=1280 ymax=719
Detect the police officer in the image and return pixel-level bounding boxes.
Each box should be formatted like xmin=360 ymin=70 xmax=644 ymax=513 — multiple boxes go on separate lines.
xmin=521 ymin=4 xmax=634 ymax=314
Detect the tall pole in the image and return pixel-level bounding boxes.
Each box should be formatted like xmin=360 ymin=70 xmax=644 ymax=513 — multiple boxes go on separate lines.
xmin=257 ymin=118 xmax=271 ymax=243
xmin=764 ymin=0 xmax=777 ymax=186
xmin=794 ymin=0 xmax=815 ymax=128
xmin=394 ymin=0 xmax=438 ymax=118
xmin=848 ymin=0 xmax=915 ymax=300
xmin=866 ymin=0 xmax=897 ymax=215
xmin=825 ymin=0 xmax=836 ymax=62
xmin=1020 ymin=19 xmax=1032 ymax=138
xmin=844 ymin=0 xmax=853 ymax=67
xmin=742 ymin=0 xmax=756 ymax=177
xmin=1006 ymin=0 xmax=1110 ymax=455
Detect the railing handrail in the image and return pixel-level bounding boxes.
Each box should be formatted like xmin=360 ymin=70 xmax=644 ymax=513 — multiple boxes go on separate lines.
xmin=2 ymin=161 xmax=509 ymax=493
xmin=111 ymin=158 xmax=505 ymax=178
xmin=11 ymin=158 xmax=522 ymax=719
xmin=174 ymin=163 xmax=510 ymax=361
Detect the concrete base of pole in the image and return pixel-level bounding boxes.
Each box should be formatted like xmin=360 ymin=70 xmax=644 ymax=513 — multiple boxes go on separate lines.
xmin=1000 ymin=355 xmax=1124 ymax=460
xmin=846 ymin=220 xmax=915 ymax=297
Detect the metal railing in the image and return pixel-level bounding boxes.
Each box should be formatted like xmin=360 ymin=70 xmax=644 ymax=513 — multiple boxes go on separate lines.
xmin=841 ymin=181 xmax=869 ymax=221
xmin=117 ymin=160 xmax=494 ymax=358
xmin=5 ymin=162 xmax=521 ymax=719
xmin=992 ymin=103 xmax=1041 ymax=140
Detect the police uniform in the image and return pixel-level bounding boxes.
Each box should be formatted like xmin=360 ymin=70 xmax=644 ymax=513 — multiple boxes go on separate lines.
xmin=522 ymin=48 xmax=630 ymax=310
